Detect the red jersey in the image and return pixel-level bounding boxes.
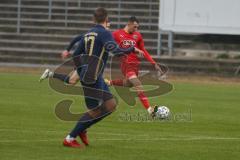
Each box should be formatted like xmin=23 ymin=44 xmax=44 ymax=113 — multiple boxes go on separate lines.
xmin=112 ymin=29 xmax=156 ymax=66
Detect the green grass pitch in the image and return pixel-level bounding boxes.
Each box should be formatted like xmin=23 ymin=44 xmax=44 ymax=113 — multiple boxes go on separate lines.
xmin=0 ymin=72 xmax=239 ymax=160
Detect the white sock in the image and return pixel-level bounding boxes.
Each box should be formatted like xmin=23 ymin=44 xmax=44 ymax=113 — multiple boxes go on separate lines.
xmin=49 ymin=71 xmax=54 ymax=77
xmin=66 ymin=135 xmax=75 ymax=142
xmin=147 ymin=107 xmax=153 ymax=114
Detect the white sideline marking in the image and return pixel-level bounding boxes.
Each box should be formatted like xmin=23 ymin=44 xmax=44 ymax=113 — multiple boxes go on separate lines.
xmin=96 ymin=137 xmax=240 ymax=141
xmin=0 ymin=137 xmax=240 ymax=143
xmin=0 ymin=128 xmax=240 ymax=143
xmin=0 ymin=128 xmax=129 ymax=136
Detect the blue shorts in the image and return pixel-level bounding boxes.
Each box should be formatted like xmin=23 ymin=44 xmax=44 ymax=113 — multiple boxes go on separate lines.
xmin=80 ymin=76 xmax=113 ymax=110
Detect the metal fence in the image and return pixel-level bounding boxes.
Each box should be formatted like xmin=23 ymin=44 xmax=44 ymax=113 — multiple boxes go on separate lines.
xmin=16 ymin=0 xmax=126 ymax=33
xmin=15 ymin=0 xmax=164 ymax=56
xmin=16 ymin=0 xmax=84 ymax=33
xmin=16 ymin=0 xmax=157 ymax=33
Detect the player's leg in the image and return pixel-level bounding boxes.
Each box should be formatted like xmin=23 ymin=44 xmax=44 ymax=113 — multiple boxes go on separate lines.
xmin=126 ymin=74 xmax=155 ymax=115
xmin=39 ymin=68 xmax=70 ymax=83
xmin=105 ymin=63 xmax=133 ymax=87
xmin=64 ymin=98 xmax=116 ymax=147
xmin=105 ymin=78 xmax=133 ymax=87
xmin=64 ymin=78 xmax=116 ymax=147
xmin=128 ymin=75 xmax=150 ymax=109
xmin=39 ymin=69 xmax=53 ymax=82
xmin=106 ymin=78 xmax=124 ymax=86
xmin=39 ymin=69 xmax=79 ymax=85
xmin=68 ymin=70 xmax=80 ymax=85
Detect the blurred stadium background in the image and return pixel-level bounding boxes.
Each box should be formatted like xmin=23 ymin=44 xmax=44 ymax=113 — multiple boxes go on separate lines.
xmin=0 ymin=0 xmax=240 ymax=76
xmin=1 ymin=1 xmax=240 ymax=160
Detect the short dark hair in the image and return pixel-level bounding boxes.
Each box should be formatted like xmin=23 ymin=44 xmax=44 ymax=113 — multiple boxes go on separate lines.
xmin=94 ymin=7 xmax=108 ymax=24
xmin=128 ymin=16 xmax=139 ymax=24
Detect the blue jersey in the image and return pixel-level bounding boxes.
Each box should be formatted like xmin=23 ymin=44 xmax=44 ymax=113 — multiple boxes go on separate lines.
xmin=66 ymin=35 xmax=83 ymax=52
xmin=73 ymin=24 xmax=134 ymax=83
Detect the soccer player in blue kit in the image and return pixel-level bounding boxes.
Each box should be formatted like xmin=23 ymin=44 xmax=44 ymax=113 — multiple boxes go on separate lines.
xmin=50 ymin=7 xmax=144 ymax=148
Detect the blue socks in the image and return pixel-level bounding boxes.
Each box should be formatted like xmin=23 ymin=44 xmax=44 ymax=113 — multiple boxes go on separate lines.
xmin=69 ymin=111 xmax=110 ymax=138
xmin=53 ymin=73 xmax=70 ymax=84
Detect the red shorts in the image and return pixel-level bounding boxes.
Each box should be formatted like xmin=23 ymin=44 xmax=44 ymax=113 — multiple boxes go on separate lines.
xmin=121 ymin=62 xmax=139 ymax=79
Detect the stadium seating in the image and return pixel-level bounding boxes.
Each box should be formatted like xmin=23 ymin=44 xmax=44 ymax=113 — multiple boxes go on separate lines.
xmin=0 ymin=0 xmax=239 ymax=75
xmin=0 ymin=0 xmax=160 ymax=64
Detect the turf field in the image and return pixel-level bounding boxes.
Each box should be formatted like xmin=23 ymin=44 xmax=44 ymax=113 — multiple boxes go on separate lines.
xmin=0 ymin=72 xmax=239 ymax=160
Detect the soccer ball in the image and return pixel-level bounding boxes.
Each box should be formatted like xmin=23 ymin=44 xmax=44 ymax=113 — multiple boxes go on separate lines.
xmin=155 ymin=106 xmax=170 ymax=119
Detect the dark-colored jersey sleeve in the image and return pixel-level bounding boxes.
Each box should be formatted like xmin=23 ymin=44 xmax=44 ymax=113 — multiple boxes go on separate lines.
xmin=72 ymin=38 xmax=85 ymax=67
xmin=66 ymin=35 xmax=83 ymax=51
xmin=102 ymin=31 xmax=134 ymax=55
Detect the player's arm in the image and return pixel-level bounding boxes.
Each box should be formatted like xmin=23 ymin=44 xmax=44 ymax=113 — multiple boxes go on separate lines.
xmin=138 ymin=35 xmax=168 ymax=74
xmin=66 ymin=35 xmax=83 ymax=52
xmin=103 ymin=31 xmax=143 ymax=56
xmin=62 ymin=35 xmax=83 ymax=59
xmin=138 ymin=35 xmax=156 ymax=65
xmin=72 ymin=38 xmax=85 ymax=68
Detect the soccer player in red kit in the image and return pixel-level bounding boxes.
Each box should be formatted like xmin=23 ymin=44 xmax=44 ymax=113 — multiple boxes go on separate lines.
xmin=107 ymin=16 xmax=164 ymax=116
